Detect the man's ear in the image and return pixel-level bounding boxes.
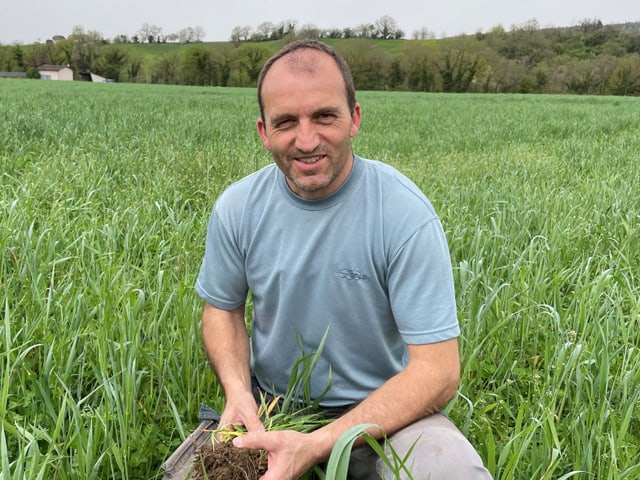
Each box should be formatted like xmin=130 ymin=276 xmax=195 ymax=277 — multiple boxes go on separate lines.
xmin=257 ymin=118 xmax=271 ymax=150
xmin=350 ymin=103 xmax=362 ymax=138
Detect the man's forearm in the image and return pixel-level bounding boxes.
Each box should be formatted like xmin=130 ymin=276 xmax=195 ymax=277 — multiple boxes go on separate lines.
xmin=308 ymin=339 xmax=461 ymax=463
xmin=201 ymin=302 xmax=252 ymax=398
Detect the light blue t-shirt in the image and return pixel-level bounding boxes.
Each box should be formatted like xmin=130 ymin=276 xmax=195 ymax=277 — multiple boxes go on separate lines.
xmin=196 ymin=155 xmax=459 ymax=406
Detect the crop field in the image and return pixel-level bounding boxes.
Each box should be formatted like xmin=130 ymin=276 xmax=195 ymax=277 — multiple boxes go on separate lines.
xmin=1 ymin=78 xmax=639 ymax=479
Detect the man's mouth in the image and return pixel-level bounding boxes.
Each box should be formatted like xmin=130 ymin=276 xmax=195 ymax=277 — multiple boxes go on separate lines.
xmin=296 ymin=155 xmax=324 ymax=164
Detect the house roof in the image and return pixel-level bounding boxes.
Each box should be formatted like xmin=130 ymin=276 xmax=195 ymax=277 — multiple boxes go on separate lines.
xmin=0 ymin=71 xmax=27 ymax=78
xmin=38 ymin=64 xmax=71 ymax=71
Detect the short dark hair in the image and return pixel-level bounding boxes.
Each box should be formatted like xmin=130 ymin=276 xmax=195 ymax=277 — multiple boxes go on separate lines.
xmin=257 ymin=39 xmax=357 ymax=122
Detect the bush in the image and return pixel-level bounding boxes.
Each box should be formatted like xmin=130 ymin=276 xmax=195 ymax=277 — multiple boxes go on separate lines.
xmin=25 ymin=67 xmax=40 ymax=79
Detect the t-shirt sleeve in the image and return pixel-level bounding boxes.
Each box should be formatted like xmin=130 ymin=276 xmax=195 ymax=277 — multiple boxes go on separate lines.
xmin=387 ymin=217 xmax=460 ymax=344
xmin=195 ymin=206 xmax=248 ymax=310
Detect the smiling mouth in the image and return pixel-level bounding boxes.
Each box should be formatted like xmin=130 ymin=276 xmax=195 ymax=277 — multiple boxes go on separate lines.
xmin=295 ymin=155 xmax=325 ymax=164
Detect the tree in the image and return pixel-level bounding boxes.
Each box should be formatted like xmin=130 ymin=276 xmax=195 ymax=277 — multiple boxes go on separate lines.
xmin=342 ymin=27 xmax=354 ymax=39
xmin=412 ymin=27 xmax=433 ymax=40
xmin=26 ymin=42 xmax=55 ymax=68
xmin=70 ymin=26 xmax=105 ymax=44
xmin=608 ymin=54 xmax=640 ymax=95
xmin=12 ymin=43 xmax=25 ymax=70
xmin=387 ymin=58 xmax=404 ymax=89
xmin=178 ymin=27 xmax=197 ymax=43
xmin=194 ymin=26 xmax=206 ymax=42
xmin=233 ymin=44 xmax=271 ymax=85
xmin=337 ymin=40 xmax=390 ymax=90
xmin=578 ymin=18 xmax=604 ymax=33
xmin=96 ymin=45 xmax=128 ymax=81
xmin=0 ymin=43 xmax=25 ymax=71
xmin=72 ymin=42 xmax=98 ymax=75
xmin=181 ymin=45 xmax=216 ymax=85
xmin=177 ymin=26 xmax=205 ymax=43
xmin=297 ymin=24 xmax=321 ymax=39
xmin=436 ymin=47 xmax=481 ymax=92
xmin=325 ymin=28 xmax=343 ymax=39
xmin=354 ymin=23 xmax=375 ymax=39
xmin=126 ymin=54 xmax=144 ymax=82
xmin=230 ymin=25 xmax=252 ymax=45
xmin=26 ymin=67 xmax=40 ymax=79
xmin=401 ymin=41 xmax=439 ymax=91
xmin=374 ymin=15 xmax=400 ymax=39
xmin=53 ymin=37 xmax=74 ymax=65
xmin=138 ymin=23 xmax=162 ymax=43
xmin=252 ymin=22 xmax=276 ymax=41
xmin=152 ymin=51 xmax=180 ymax=84
xmin=61 ymin=28 xmax=102 ymax=76
xmin=497 ymin=26 xmax=553 ymax=67
xmin=0 ymin=47 xmax=10 ymax=71
xmin=626 ymin=33 xmax=640 ymax=54
xmin=495 ymin=58 xmax=532 ymax=93
xmin=555 ymin=57 xmax=616 ymax=94
xmin=215 ymin=47 xmax=234 ymax=86
xmin=275 ymin=20 xmax=297 ymax=40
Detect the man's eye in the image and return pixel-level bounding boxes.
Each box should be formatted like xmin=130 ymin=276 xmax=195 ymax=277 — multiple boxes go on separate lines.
xmin=275 ymin=119 xmax=294 ymax=128
xmin=317 ymin=114 xmax=336 ymax=123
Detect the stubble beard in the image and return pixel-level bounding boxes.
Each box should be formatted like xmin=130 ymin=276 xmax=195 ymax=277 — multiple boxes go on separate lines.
xmin=281 ymin=138 xmax=354 ymax=197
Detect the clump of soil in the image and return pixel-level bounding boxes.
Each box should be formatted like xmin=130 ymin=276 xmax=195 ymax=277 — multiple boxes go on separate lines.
xmin=192 ymin=441 xmax=268 ymax=480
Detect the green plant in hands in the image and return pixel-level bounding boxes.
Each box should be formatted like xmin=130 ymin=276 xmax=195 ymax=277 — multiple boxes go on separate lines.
xmin=209 ymin=392 xmax=329 ymax=446
xmin=208 ymin=330 xmax=332 ymax=447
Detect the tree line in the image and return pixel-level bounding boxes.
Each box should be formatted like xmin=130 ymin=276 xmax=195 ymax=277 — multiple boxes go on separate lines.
xmin=1 ymin=19 xmax=639 ymax=95
xmin=229 ymin=15 xmax=405 ymax=43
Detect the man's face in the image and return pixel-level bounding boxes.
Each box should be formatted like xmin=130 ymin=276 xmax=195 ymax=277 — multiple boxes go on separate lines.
xmin=257 ymin=50 xmax=361 ymax=200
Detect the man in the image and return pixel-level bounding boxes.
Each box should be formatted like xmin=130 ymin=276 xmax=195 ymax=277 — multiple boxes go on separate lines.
xmin=196 ymin=39 xmax=491 ymax=479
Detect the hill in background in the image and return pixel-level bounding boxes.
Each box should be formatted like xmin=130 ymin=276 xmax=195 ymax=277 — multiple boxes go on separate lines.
xmin=2 ymin=19 xmax=639 ymax=95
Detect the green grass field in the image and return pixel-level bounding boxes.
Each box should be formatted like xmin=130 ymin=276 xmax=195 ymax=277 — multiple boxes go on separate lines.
xmin=1 ymin=78 xmax=639 ymax=479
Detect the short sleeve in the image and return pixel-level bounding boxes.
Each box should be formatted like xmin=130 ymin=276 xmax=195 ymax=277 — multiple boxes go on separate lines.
xmin=195 ymin=206 xmax=248 ymax=309
xmin=387 ymin=217 xmax=460 ymax=344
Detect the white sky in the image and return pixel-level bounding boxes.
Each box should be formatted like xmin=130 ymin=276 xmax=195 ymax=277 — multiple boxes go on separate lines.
xmin=1 ymin=0 xmax=638 ymax=45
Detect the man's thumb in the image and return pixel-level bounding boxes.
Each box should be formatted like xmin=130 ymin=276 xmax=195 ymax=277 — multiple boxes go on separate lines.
xmin=232 ymin=435 xmax=246 ymax=448
xmin=233 ymin=431 xmax=263 ymax=449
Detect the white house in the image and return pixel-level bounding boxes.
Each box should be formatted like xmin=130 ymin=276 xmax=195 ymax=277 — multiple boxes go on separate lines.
xmin=38 ymin=65 xmax=73 ymax=81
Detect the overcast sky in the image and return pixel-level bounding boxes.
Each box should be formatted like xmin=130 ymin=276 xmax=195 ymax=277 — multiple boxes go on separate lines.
xmin=1 ymin=0 xmax=638 ymax=45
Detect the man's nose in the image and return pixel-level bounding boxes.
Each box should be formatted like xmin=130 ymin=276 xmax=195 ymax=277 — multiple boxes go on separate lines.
xmin=294 ymin=120 xmax=319 ymax=152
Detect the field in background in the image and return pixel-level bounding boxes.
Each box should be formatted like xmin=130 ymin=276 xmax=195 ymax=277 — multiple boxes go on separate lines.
xmin=1 ymin=79 xmax=639 ymax=479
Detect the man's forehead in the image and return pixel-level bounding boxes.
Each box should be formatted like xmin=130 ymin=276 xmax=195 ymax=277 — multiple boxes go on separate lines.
xmin=271 ymin=49 xmax=335 ymax=76
xmin=260 ymin=49 xmax=348 ymax=114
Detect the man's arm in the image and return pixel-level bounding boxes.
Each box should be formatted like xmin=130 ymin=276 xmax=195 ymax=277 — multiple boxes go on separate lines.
xmin=233 ymin=338 xmax=460 ymax=479
xmin=201 ymin=302 xmax=264 ymax=432
xmin=315 ymin=338 xmax=460 ymax=446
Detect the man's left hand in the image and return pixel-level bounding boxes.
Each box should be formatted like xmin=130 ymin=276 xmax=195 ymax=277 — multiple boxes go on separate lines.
xmin=233 ymin=429 xmax=321 ymax=480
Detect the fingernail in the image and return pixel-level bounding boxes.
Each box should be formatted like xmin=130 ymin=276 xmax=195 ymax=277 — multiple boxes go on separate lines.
xmin=232 ymin=437 xmax=243 ymax=447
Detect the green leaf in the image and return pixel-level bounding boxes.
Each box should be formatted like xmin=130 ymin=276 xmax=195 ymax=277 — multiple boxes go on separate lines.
xmin=325 ymin=423 xmax=378 ymax=479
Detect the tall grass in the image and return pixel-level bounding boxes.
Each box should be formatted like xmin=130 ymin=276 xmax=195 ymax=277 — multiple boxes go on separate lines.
xmin=1 ymin=79 xmax=639 ymax=479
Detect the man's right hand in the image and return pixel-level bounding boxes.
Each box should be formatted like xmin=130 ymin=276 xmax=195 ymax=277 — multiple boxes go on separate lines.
xmin=218 ymin=389 xmax=265 ymax=440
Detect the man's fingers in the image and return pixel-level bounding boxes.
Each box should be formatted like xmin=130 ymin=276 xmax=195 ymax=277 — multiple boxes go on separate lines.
xmin=245 ymin=416 xmax=266 ymax=433
xmin=232 ymin=431 xmax=267 ymax=449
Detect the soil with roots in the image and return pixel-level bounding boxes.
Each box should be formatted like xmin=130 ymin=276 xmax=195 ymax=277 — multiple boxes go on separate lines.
xmin=191 ymin=441 xmax=268 ymax=480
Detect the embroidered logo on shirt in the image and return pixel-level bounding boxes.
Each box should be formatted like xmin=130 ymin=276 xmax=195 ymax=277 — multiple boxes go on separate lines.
xmin=336 ymin=269 xmax=369 ymax=281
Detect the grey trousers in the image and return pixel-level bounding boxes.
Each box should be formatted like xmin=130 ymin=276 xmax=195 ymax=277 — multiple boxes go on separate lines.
xmin=347 ymin=413 xmax=493 ymax=480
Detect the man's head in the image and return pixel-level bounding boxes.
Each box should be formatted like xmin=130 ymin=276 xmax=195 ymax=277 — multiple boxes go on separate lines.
xmin=255 ymin=40 xmax=361 ymax=200
xmin=257 ymin=40 xmax=357 ymax=123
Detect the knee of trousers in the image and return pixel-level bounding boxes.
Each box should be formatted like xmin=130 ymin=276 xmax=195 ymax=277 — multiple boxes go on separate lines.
xmin=378 ymin=413 xmax=493 ymax=480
